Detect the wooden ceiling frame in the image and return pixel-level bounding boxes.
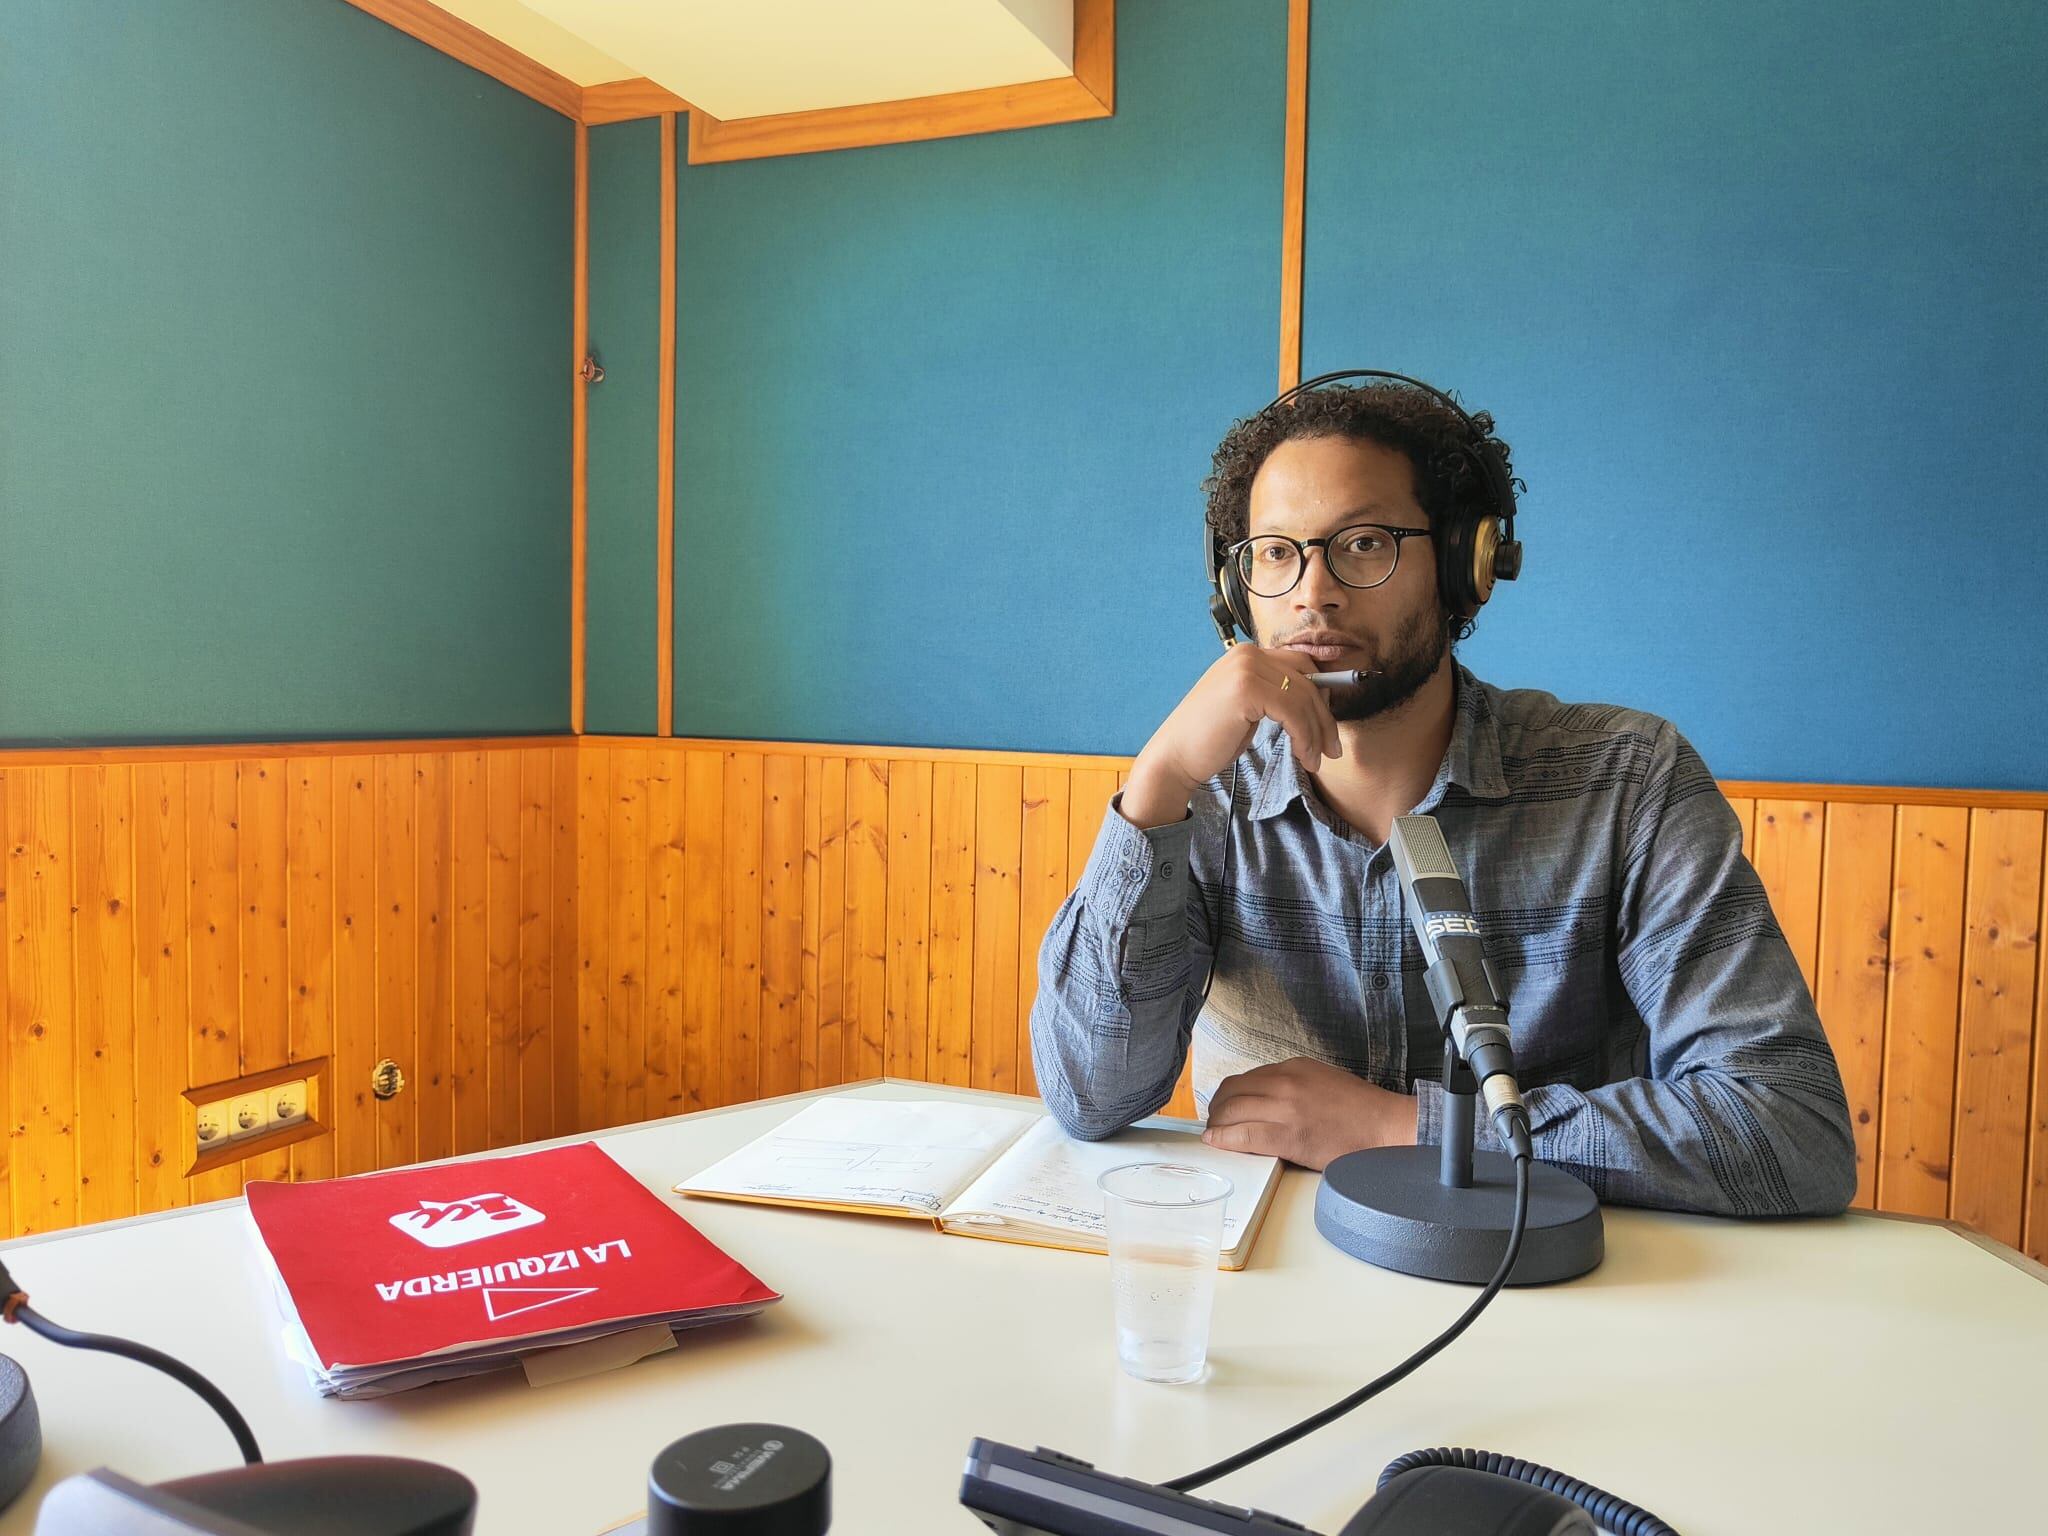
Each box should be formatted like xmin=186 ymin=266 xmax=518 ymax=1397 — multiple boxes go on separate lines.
xmin=340 ymin=0 xmax=1114 ymax=159
xmin=342 ymin=0 xmax=585 ymax=117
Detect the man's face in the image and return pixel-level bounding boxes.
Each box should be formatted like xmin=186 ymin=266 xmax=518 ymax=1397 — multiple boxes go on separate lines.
xmin=1244 ymin=434 xmax=1450 ymax=722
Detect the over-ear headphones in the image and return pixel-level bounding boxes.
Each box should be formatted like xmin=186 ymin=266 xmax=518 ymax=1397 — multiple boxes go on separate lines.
xmin=1204 ymin=369 xmax=1524 ymax=647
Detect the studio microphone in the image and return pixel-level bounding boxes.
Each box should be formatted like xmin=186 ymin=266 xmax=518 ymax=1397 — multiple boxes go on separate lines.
xmin=1388 ymin=814 xmax=1533 ymax=1161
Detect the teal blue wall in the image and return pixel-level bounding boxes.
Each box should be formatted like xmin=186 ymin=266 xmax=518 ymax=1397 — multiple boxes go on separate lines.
xmin=584 ymin=119 xmax=663 ymax=735
xmin=670 ymin=0 xmax=1286 ymax=751
xmin=616 ymin=0 xmax=2045 ymax=787
xmin=0 ymin=0 xmax=573 ymax=744
xmin=1302 ymin=0 xmax=2048 ymax=789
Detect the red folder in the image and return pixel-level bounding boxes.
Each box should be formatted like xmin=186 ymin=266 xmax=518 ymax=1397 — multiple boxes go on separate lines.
xmin=247 ymin=1142 xmax=778 ymax=1395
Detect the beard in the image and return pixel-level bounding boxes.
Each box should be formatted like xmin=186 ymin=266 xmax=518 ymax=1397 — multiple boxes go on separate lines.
xmin=1275 ymin=602 xmax=1449 ymax=722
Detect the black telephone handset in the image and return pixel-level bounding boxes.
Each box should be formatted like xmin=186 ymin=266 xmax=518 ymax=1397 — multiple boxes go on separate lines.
xmin=960 ymin=1441 xmax=1600 ymax=1536
xmin=1338 ymin=1466 xmax=1593 ymax=1535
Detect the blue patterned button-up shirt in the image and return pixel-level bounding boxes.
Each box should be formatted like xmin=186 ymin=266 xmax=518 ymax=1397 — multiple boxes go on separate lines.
xmin=1030 ymin=665 xmax=1857 ymax=1216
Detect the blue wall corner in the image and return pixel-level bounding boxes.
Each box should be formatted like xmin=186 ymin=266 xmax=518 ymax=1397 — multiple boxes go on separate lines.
xmin=0 ymin=0 xmax=573 ymax=743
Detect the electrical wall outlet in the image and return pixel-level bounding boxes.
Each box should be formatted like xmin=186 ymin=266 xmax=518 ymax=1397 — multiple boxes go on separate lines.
xmin=188 ymin=1059 xmax=332 ymax=1170
xmin=195 ymin=1101 xmax=228 ymax=1148
xmin=267 ymin=1080 xmax=307 ymax=1128
xmin=228 ymin=1091 xmax=269 ymax=1138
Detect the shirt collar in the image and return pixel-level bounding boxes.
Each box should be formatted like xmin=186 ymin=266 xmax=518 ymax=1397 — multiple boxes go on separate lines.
xmin=1244 ymin=663 xmax=1510 ymax=822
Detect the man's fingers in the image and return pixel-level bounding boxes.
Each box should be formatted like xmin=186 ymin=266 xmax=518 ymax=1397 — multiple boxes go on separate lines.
xmin=1204 ymin=1090 xmax=1282 ymax=1126
xmin=1202 ymin=1117 xmax=1279 ymax=1151
xmin=1255 ymin=655 xmax=1338 ymax=773
xmin=1282 ymin=719 xmax=1322 ymax=775
xmin=1315 ymin=687 xmax=1342 ymax=760
xmin=1264 ymin=651 xmax=1346 ymax=764
xmin=1202 ymin=1117 xmax=1299 ymax=1162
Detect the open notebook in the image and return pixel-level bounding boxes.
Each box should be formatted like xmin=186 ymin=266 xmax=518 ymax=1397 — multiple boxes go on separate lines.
xmin=674 ymin=1095 xmax=1283 ymax=1270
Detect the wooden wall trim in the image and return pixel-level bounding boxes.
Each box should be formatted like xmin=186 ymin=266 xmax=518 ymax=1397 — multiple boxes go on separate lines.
xmin=683 ymin=75 xmax=1107 ymax=167
xmin=571 ymin=122 xmax=590 ymax=735
xmin=9 ymin=739 xmax=2034 ymax=801
xmin=684 ymin=0 xmax=1114 ymax=163
xmin=577 ymin=735 xmax=1140 ymax=773
xmin=583 ymin=78 xmax=694 ymax=126
xmin=1278 ymin=0 xmax=1310 ymax=395
xmin=347 ymin=0 xmax=1114 ymax=154
xmin=573 ymin=742 xmax=2046 ymax=806
xmin=1072 ymin=0 xmax=1116 ymax=116
xmin=657 ymin=115 xmax=678 ymax=738
xmin=340 ymin=0 xmax=580 ymax=119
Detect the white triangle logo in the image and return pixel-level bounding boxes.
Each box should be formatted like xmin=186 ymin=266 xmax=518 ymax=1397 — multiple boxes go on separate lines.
xmin=483 ymin=1285 xmax=597 ymax=1322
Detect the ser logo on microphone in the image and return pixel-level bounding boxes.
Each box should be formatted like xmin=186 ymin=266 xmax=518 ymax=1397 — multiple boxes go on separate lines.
xmin=1423 ymin=913 xmax=1481 ymax=941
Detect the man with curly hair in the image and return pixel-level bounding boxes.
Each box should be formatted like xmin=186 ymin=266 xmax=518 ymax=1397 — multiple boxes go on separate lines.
xmin=1030 ymin=380 xmax=1857 ymax=1217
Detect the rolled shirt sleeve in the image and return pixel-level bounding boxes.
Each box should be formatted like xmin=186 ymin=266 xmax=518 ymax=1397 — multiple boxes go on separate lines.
xmin=1030 ymin=794 xmax=1211 ymax=1139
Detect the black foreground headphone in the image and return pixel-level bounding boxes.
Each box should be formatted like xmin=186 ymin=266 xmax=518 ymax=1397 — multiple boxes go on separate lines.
xmin=1205 ymin=368 xmax=1524 ymax=648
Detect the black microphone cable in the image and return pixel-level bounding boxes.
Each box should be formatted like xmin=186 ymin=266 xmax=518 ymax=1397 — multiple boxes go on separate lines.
xmin=1163 ymin=1142 xmax=1532 ymax=1494
xmin=0 ymin=1256 xmax=262 ymax=1465
xmin=1162 ymin=1124 xmax=1684 ymax=1533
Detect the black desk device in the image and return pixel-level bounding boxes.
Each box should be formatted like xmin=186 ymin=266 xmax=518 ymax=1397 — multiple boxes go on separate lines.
xmin=34 ymin=1459 xmax=476 ymax=1535
xmin=960 ymin=1441 xmax=1598 ymax=1535
xmin=960 ymin=1441 xmax=1316 ymax=1535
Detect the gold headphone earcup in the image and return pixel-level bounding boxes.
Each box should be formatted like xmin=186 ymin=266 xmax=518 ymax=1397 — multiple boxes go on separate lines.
xmin=1470 ymin=516 xmax=1502 ymax=610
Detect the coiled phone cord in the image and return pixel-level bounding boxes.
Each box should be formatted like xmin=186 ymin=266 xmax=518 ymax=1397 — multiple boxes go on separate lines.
xmin=1375 ymin=1447 xmax=1677 ymax=1536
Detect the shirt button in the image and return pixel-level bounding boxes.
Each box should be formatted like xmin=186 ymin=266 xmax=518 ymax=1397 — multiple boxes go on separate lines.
xmin=1160 ymin=860 xmax=1175 ymax=879
xmin=1371 ymin=972 xmax=1391 ymax=991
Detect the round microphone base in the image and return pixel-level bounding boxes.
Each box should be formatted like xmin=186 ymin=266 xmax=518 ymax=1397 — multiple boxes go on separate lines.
xmin=0 ymin=1356 xmax=37 ymax=1512
xmin=1316 ymin=1147 xmax=1603 ymax=1285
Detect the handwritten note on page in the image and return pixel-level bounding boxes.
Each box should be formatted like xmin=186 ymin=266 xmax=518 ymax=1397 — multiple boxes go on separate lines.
xmin=941 ymin=1117 xmax=1277 ymax=1260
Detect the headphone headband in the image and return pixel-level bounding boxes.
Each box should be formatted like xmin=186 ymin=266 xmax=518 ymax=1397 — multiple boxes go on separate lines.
xmin=1205 ymin=368 xmax=1523 ymax=647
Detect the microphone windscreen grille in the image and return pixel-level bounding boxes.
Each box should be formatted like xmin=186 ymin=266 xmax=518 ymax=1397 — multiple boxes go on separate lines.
xmin=1391 ymin=815 xmax=1459 ymax=879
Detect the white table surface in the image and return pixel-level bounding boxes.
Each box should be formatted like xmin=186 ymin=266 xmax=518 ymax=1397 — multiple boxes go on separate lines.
xmin=2 ymin=1079 xmax=2044 ymax=1535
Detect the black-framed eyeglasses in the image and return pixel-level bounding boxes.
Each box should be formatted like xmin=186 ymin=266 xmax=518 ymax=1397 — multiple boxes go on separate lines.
xmin=1229 ymin=523 xmax=1431 ymax=598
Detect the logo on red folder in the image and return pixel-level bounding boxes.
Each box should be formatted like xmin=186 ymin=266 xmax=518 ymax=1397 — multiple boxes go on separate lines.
xmin=389 ymin=1192 xmax=545 ymax=1249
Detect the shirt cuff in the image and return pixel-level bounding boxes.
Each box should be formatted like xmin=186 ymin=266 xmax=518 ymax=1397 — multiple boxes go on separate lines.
xmin=1078 ymin=791 xmax=1196 ymax=934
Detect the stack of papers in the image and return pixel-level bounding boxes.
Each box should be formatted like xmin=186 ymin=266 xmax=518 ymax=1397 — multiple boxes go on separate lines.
xmin=246 ymin=1141 xmax=779 ymax=1398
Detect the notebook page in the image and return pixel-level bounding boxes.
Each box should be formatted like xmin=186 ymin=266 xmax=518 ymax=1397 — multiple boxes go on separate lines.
xmin=941 ymin=1118 xmax=1279 ymax=1258
xmin=676 ymin=1097 xmax=1039 ymax=1216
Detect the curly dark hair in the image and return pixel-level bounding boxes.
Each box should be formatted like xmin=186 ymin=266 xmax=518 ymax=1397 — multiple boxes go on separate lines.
xmin=1201 ymin=381 xmax=1515 ymax=642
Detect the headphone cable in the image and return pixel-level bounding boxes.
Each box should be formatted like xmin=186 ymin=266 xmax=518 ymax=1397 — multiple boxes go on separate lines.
xmin=0 ymin=1257 xmax=263 ymax=1465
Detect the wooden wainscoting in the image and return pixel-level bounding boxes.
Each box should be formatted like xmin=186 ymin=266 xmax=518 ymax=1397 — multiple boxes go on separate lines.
xmin=0 ymin=744 xmax=576 ymax=1236
xmin=579 ymin=743 xmax=2047 ymax=1262
xmin=1721 ymin=790 xmax=2047 ymax=1250
xmin=6 ymin=737 xmax=2045 ymax=1261
xmin=565 ymin=740 xmax=1138 ymax=1127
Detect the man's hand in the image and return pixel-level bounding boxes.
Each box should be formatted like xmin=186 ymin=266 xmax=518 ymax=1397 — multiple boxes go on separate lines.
xmin=1120 ymin=646 xmax=1342 ymax=829
xmin=1200 ymin=1057 xmax=1419 ymax=1170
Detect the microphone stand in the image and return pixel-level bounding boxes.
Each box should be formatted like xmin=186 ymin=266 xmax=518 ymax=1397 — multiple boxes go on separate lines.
xmin=1438 ymin=1043 xmax=1477 ymax=1193
xmin=1313 ymin=1022 xmax=1604 ymax=1286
